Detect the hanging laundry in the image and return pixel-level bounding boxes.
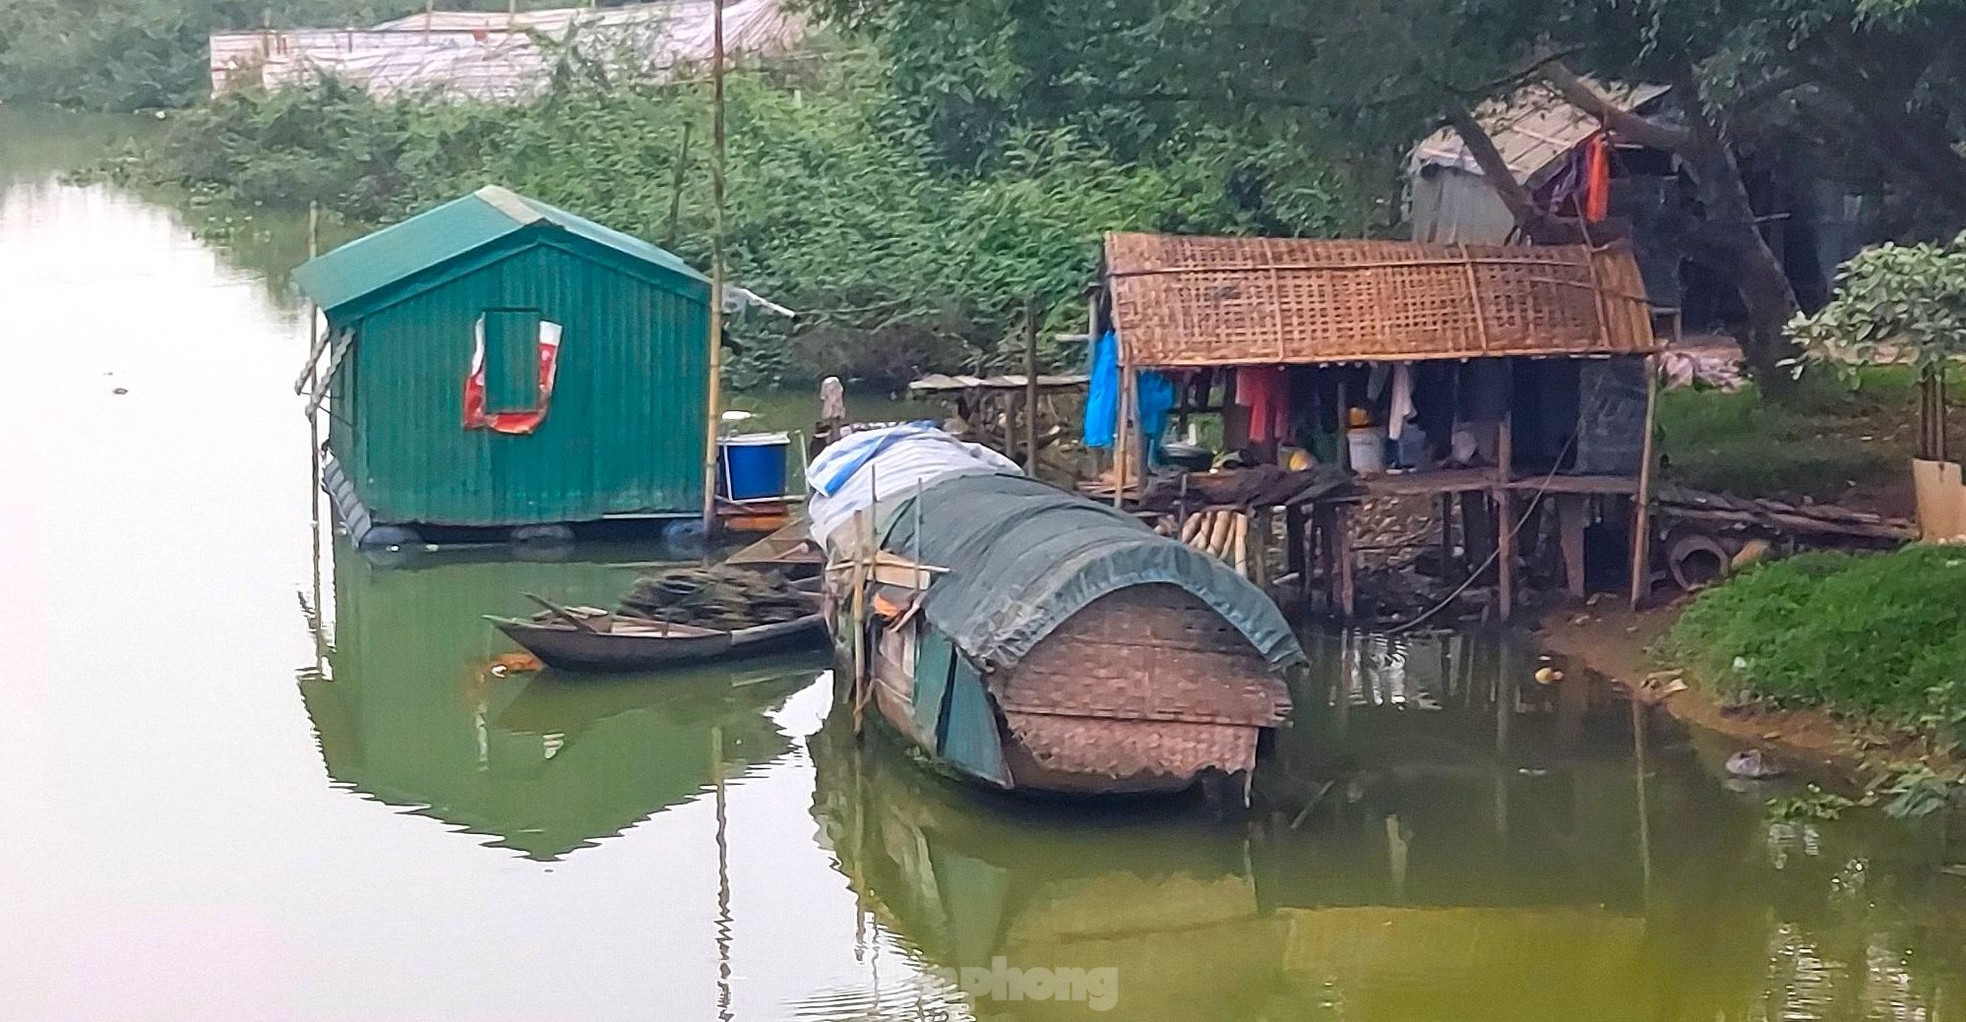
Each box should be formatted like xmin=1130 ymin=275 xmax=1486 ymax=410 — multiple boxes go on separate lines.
xmin=1083 ymin=329 xmax=1119 ymax=448
xmin=1235 ymin=366 xmax=1289 ymax=443
xmin=1136 ymin=371 xmax=1179 ymax=465
xmin=1388 ymin=362 xmax=1416 ymax=442
xmin=1584 ymin=131 xmax=1611 ymax=223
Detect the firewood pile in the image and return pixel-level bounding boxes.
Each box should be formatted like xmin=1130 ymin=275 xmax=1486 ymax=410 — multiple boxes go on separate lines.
xmin=615 ymin=566 xmax=810 ymax=630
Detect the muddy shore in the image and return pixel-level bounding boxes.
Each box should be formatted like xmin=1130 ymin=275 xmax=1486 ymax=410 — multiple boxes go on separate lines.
xmin=1532 ymin=596 xmax=1955 ymax=787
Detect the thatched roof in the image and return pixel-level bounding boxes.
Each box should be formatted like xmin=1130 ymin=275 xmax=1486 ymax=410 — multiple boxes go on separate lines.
xmin=1102 ymin=233 xmax=1658 ymax=366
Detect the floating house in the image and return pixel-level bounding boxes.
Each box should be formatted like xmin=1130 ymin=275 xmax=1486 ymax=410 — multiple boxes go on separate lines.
xmin=294 ymin=185 xmax=711 ymax=546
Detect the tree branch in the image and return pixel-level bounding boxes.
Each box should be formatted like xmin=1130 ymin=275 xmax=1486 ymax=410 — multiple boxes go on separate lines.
xmin=1531 ymin=50 xmax=1695 ymax=153
xmin=1442 ymin=104 xmax=1593 ymax=245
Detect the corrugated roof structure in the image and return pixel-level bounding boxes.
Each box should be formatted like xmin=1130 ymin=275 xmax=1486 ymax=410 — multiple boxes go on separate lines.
xmin=294 ymin=185 xmax=705 ymax=314
xmin=1410 ymin=80 xmax=1671 ymax=184
xmin=211 ymin=0 xmax=805 ymax=101
xmin=1102 ymin=233 xmax=1658 ymax=366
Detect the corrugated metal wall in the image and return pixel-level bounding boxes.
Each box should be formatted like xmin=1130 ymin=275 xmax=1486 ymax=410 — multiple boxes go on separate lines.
xmin=329 ymin=239 xmax=708 ymax=526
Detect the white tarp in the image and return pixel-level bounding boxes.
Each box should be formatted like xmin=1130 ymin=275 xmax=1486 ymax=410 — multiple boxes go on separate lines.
xmin=805 ymin=424 xmax=1021 ymax=548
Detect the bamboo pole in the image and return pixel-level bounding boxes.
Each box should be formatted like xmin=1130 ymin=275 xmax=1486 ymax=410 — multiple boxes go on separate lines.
xmin=699 ymin=0 xmax=727 ymax=533
xmin=1629 ymin=355 xmax=1661 ymax=610
xmin=1023 ymin=296 xmax=1040 ymax=475
xmin=306 ymin=201 xmax=324 ymax=675
xmin=1113 ymin=361 xmax=1134 ymax=508
xmin=1496 ymin=410 xmax=1514 ymax=620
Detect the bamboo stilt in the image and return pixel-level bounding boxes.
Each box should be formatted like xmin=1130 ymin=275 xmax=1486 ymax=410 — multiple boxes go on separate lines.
xmin=699 ymin=0 xmax=728 ymax=533
xmin=1629 ymin=355 xmax=1661 ymax=610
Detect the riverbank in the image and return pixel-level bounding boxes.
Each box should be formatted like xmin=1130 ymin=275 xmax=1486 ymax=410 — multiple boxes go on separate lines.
xmin=1535 ymin=580 xmax=1964 ymax=795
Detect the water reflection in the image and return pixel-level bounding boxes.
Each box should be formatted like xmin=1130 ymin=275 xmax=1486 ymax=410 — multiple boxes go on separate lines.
xmin=304 ymin=541 xmax=827 ymax=859
xmin=806 ymin=630 xmax=1966 ymax=1021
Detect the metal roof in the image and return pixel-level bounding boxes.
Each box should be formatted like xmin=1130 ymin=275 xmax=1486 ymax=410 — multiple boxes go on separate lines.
xmin=294 ymin=185 xmax=705 ymax=314
xmin=1411 ymin=80 xmax=1671 ymax=184
xmin=1103 ymin=232 xmax=1659 ymax=366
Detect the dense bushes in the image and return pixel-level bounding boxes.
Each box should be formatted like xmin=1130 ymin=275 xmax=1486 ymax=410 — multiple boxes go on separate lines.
xmin=106 ymin=49 xmax=1365 ymax=385
xmin=1663 ymin=546 xmax=1966 ymax=742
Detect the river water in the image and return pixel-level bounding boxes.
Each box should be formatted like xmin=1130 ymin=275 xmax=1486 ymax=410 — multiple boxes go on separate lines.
xmin=5 ymin=107 xmax=1966 ymax=1022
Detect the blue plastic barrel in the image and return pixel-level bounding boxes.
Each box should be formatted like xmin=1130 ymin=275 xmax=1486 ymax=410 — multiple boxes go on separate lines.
xmin=718 ymin=432 xmax=791 ymax=500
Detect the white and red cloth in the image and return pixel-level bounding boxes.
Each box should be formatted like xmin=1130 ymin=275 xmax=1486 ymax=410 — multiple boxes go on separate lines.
xmin=464 ymin=316 xmax=562 ymax=434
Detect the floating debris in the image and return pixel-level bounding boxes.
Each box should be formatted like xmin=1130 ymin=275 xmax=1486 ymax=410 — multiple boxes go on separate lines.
xmin=1726 ymin=749 xmax=1787 ymax=780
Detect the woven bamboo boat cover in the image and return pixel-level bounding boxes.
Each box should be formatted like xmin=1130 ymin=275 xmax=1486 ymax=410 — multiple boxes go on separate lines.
xmin=1104 ymin=233 xmax=1658 ymax=366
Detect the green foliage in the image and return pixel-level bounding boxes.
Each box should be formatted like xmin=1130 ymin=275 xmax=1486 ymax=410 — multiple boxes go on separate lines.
xmin=1662 ymin=546 xmax=1966 ymax=744
xmin=1791 ymin=233 xmax=1966 ymax=378
xmin=1766 ymin=785 xmax=1855 ymax=822
xmin=110 ymin=48 xmax=1364 ymax=385
xmin=1878 ymin=766 xmax=1954 ymax=819
xmin=1654 ymin=370 xmax=1922 ymax=500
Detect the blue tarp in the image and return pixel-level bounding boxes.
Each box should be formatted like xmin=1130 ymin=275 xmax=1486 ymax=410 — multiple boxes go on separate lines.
xmin=882 ymin=473 xmax=1305 ymax=671
xmin=1083 ymin=330 xmax=1119 ymax=449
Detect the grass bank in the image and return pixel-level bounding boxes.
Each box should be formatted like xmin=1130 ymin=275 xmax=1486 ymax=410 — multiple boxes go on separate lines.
xmin=1658 ymin=545 xmax=1966 ymax=752
xmin=1656 ymin=366 xmax=1965 ymax=509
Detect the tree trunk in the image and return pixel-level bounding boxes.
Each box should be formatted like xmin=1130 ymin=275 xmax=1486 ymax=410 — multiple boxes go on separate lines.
xmin=1678 ymin=132 xmax=1804 ymax=396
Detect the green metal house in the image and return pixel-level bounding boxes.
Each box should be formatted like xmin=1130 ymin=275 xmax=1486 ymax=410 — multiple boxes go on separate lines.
xmin=294 ymin=185 xmax=710 ymax=545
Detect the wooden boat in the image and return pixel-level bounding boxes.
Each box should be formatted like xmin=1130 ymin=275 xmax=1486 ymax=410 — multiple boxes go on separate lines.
xmin=821 ymin=470 xmax=1304 ymax=800
xmin=488 ymin=596 xmax=825 ymax=673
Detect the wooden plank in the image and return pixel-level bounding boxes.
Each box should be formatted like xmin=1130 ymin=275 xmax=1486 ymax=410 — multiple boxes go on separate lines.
xmin=1558 ymin=494 xmax=1588 ymax=599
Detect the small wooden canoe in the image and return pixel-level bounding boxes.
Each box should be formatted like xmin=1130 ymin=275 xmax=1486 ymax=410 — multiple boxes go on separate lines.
xmin=487 ymin=610 xmax=826 ymax=673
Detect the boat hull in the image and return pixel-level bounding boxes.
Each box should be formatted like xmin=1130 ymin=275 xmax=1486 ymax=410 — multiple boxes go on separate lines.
xmin=494 ymin=614 xmax=825 ymax=673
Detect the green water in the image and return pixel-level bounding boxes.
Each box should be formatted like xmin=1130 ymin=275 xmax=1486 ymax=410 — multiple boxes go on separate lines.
xmin=5 ymin=106 xmax=1966 ymax=1021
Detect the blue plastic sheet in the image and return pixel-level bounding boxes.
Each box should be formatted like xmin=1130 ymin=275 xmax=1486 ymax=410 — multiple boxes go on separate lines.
xmin=1083 ymin=330 xmax=1119 ymax=448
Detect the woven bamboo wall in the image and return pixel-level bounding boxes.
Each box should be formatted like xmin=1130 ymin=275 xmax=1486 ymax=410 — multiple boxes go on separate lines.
xmin=1104 ymin=233 xmax=1658 ymax=366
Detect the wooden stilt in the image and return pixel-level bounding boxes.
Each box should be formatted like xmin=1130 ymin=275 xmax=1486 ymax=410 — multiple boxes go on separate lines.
xmin=1436 ymin=493 xmax=1455 ymax=577
xmin=1496 ymin=490 xmax=1516 ymax=620
xmin=1335 ymin=504 xmax=1357 ymax=620
xmin=1113 ymin=361 xmax=1134 ymax=508
xmin=1285 ymin=505 xmax=1307 ymax=594
xmin=1629 ymin=355 xmax=1661 ymax=610
xmin=1249 ymin=506 xmax=1274 ymax=589
xmin=1462 ymin=492 xmax=1496 ymax=580
xmin=1558 ymin=494 xmax=1588 ymax=599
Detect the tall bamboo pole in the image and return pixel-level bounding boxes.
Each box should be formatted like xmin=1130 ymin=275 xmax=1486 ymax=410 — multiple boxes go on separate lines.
xmin=1629 ymin=355 xmax=1661 ymax=610
xmin=1023 ymin=296 xmax=1040 ymax=475
xmin=307 ymin=202 xmax=324 ymax=674
xmin=700 ymin=0 xmax=727 ymax=532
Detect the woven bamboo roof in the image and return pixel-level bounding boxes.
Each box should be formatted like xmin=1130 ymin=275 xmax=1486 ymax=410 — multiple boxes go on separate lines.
xmin=1103 ymin=233 xmax=1658 ymax=366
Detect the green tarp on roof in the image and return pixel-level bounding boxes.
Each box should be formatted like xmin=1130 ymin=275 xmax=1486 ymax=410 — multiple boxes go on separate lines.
xmin=881 ymin=473 xmax=1305 ymax=671
xmin=293 ymin=184 xmax=707 ymax=314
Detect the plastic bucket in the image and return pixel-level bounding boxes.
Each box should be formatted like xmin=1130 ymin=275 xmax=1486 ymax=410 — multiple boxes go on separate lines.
xmin=1346 ymin=427 xmax=1388 ymax=476
xmin=718 ymin=432 xmax=791 ymax=500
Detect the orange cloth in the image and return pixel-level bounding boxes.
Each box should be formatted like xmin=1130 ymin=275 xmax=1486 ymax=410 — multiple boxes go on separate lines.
xmin=1584 ymin=132 xmax=1611 ymax=223
xmin=1235 ymin=366 xmax=1289 ymax=443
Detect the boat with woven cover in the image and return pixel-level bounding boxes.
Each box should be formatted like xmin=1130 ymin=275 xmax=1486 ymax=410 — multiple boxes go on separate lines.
xmin=810 ymin=425 xmax=1302 ymax=800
